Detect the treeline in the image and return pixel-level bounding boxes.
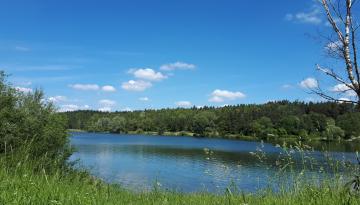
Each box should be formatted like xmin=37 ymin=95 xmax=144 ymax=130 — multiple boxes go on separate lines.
xmin=62 ymin=101 xmax=360 ymax=141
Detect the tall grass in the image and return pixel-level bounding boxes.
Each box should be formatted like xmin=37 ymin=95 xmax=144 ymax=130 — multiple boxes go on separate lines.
xmin=1 ymin=142 xmax=360 ymax=205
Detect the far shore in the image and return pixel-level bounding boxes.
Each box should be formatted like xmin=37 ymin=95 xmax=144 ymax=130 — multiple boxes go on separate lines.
xmin=67 ymin=129 xmax=360 ymax=144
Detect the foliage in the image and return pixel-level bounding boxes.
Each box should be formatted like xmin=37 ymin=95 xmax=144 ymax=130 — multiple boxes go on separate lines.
xmin=336 ymin=112 xmax=360 ymax=139
xmin=62 ymin=101 xmax=360 ymax=141
xmin=0 ymin=71 xmax=72 ymax=170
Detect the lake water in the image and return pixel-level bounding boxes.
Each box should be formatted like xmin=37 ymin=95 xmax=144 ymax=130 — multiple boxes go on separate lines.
xmin=70 ymin=132 xmax=359 ymax=193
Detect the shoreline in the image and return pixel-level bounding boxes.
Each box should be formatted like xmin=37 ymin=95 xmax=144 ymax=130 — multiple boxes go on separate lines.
xmin=67 ymin=129 xmax=360 ymax=144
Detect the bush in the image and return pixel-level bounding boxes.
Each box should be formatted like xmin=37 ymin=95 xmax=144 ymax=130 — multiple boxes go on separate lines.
xmin=0 ymin=71 xmax=72 ymax=170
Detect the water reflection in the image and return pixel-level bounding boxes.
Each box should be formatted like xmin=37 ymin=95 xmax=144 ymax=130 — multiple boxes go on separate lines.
xmin=70 ymin=132 xmax=358 ymax=193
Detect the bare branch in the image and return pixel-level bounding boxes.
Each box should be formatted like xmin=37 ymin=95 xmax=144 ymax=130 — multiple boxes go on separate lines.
xmin=311 ymin=87 xmax=357 ymax=103
xmin=314 ymin=0 xmax=360 ymax=105
xmin=328 ymin=0 xmax=345 ymax=24
xmin=316 ymin=64 xmax=356 ymax=91
xmin=321 ymin=0 xmax=345 ymax=41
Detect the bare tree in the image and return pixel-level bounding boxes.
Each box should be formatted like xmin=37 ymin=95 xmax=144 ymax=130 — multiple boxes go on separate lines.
xmin=313 ymin=0 xmax=360 ymax=106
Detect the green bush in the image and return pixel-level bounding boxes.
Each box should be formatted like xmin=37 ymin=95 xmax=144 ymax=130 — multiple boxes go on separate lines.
xmin=0 ymin=71 xmax=72 ymax=171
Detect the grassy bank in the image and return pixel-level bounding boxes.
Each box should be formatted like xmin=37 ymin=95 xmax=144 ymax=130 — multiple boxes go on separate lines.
xmin=1 ymin=152 xmax=360 ymax=205
xmin=1 ymin=162 xmax=359 ymax=205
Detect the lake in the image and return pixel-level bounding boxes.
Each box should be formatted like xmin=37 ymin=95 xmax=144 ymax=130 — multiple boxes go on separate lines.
xmin=70 ymin=132 xmax=359 ymax=193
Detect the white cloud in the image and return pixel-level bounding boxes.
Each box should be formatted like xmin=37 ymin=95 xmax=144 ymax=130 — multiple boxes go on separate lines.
xmin=121 ymin=107 xmax=133 ymax=112
xmin=175 ymin=101 xmax=192 ymax=107
xmin=300 ymin=78 xmax=318 ymax=89
xmin=99 ymin=99 xmax=116 ymax=107
xmin=69 ymin=84 xmax=100 ymax=91
xmin=139 ymin=97 xmax=149 ymax=101
xmin=98 ymin=107 xmax=112 ymax=112
xmin=285 ymin=5 xmax=322 ymax=25
xmin=59 ymin=104 xmax=79 ymax=112
xmin=331 ymin=84 xmax=350 ymax=92
xmin=101 ymin=85 xmax=116 ymax=92
xmin=48 ymin=95 xmax=67 ymax=103
xmin=129 ymin=68 xmax=167 ymax=81
xmin=338 ymin=97 xmax=351 ymax=102
xmin=14 ymin=46 xmax=30 ymax=52
xmin=58 ymin=104 xmax=90 ymax=112
xmin=330 ymin=84 xmax=357 ymax=97
xmin=160 ymin=62 xmax=196 ymax=71
xmin=15 ymin=86 xmax=33 ymax=93
xmin=121 ymin=80 xmax=152 ymax=91
xmin=208 ymin=89 xmax=246 ymax=103
xmin=282 ymin=84 xmax=293 ymax=89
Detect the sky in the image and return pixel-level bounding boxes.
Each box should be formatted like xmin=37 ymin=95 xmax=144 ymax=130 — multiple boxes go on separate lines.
xmin=0 ymin=0 xmax=356 ymax=112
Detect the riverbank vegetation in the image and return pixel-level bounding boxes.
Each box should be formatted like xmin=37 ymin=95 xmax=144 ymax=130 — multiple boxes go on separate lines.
xmin=2 ymin=71 xmax=360 ymax=204
xmin=62 ymin=101 xmax=360 ymax=142
xmin=2 ymin=157 xmax=360 ymax=205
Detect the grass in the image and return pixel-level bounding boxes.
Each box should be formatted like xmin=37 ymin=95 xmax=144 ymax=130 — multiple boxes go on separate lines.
xmin=1 ymin=155 xmax=360 ymax=205
xmin=1 ymin=168 xmax=360 ymax=205
xmin=2 ymin=139 xmax=360 ymax=205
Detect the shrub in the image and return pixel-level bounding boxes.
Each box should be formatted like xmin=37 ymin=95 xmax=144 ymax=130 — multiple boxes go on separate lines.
xmin=0 ymin=71 xmax=72 ymax=170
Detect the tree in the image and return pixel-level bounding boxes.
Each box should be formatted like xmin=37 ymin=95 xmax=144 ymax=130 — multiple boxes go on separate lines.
xmin=336 ymin=112 xmax=360 ymax=138
xmin=110 ymin=116 xmax=126 ymax=133
xmin=279 ymin=115 xmax=301 ymax=135
xmin=312 ymin=0 xmax=360 ymax=106
xmin=323 ymin=118 xmax=345 ymax=141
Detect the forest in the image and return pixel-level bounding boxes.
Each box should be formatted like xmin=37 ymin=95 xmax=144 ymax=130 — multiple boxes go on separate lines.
xmin=62 ymin=101 xmax=360 ymax=141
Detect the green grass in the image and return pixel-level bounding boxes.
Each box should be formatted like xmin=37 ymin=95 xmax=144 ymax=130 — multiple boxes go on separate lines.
xmin=2 ymin=140 xmax=360 ymax=205
xmin=1 ymin=157 xmax=360 ymax=205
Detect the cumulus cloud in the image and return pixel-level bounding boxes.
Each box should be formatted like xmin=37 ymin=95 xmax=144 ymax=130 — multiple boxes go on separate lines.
xmin=15 ymin=86 xmax=33 ymax=93
xmin=139 ymin=97 xmax=149 ymax=101
xmin=58 ymin=104 xmax=90 ymax=112
xmin=160 ymin=62 xmax=196 ymax=71
xmin=285 ymin=5 xmax=322 ymax=25
xmin=208 ymin=89 xmax=246 ymax=103
xmin=99 ymin=99 xmax=116 ymax=107
xmin=330 ymin=84 xmax=357 ymax=97
xmin=299 ymin=78 xmax=318 ymax=89
xmin=48 ymin=95 xmax=67 ymax=103
xmin=121 ymin=80 xmax=152 ymax=91
xmin=175 ymin=101 xmax=192 ymax=107
xmin=129 ymin=68 xmax=167 ymax=81
xmin=102 ymin=85 xmax=116 ymax=92
xmin=69 ymin=84 xmax=100 ymax=91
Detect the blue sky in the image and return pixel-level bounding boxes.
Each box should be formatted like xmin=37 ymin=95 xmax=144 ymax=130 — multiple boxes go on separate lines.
xmin=0 ymin=0 xmax=351 ymax=111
